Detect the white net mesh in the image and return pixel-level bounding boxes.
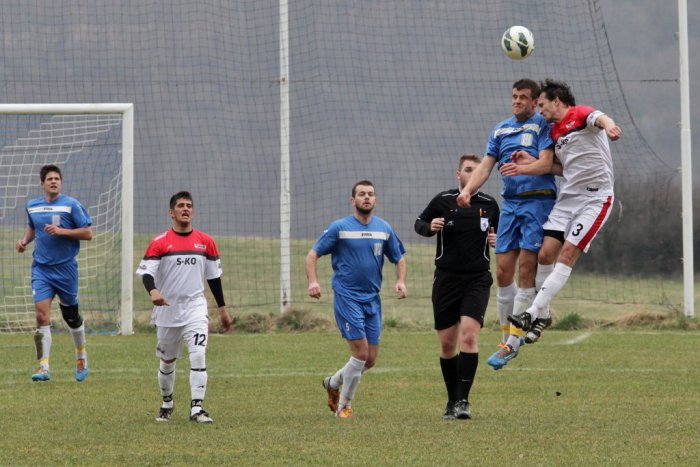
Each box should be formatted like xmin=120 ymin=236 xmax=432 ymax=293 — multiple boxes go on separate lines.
xmin=0 ymin=114 xmax=123 ymax=332
xmin=0 ymin=0 xmax=686 ymax=332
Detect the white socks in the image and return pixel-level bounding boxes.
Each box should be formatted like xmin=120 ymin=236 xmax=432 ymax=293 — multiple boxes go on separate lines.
xmin=536 ymin=262 xmax=554 ymax=291
xmin=69 ymin=323 xmax=87 ymax=361
xmin=338 ymin=356 xmax=366 ymax=409
xmin=529 ymin=263 xmax=572 ymax=317
xmin=189 ymin=352 xmax=208 ymax=402
xmin=158 ymin=361 xmax=176 ymax=407
xmin=497 ymin=283 xmax=517 ymax=342
xmin=514 ymin=287 xmax=536 ymax=315
xmin=34 ymin=326 xmax=52 ymax=369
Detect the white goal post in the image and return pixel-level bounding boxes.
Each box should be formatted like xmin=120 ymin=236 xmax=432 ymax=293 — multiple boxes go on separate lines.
xmin=0 ymin=103 xmax=134 ymax=335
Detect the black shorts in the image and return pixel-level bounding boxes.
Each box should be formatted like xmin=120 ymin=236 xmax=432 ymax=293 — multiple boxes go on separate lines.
xmin=432 ymin=268 xmax=493 ymax=330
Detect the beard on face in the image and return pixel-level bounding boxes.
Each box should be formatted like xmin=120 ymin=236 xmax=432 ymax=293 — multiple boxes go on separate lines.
xmin=356 ymin=205 xmax=374 ymax=216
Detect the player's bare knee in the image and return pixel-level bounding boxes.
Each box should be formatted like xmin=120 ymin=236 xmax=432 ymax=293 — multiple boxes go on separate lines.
xmin=34 ymin=301 xmax=52 ymax=325
xmin=460 ymin=332 xmax=478 ymax=349
xmin=496 ymin=267 xmax=515 ymax=286
xmin=518 ymin=259 xmax=537 ymax=284
xmin=35 ymin=314 xmax=51 ymax=327
xmin=538 ymin=248 xmax=558 ymax=265
xmin=557 ymin=249 xmax=580 ymax=268
xmin=59 ymin=303 xmax=83 ymax=329
xmin=459 ymin=324 xmax=479 ymax=349
xmin=439 ymin=340 xmax=457 ymax=357
xmin=540 ymin=231 xmax=564 ymax=264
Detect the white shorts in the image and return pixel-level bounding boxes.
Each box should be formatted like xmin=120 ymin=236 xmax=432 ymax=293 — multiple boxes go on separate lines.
xmin=155 ymin=319 xmax=209 ymax=360
xmin=543 ymin=194 xmax=614 ymax=253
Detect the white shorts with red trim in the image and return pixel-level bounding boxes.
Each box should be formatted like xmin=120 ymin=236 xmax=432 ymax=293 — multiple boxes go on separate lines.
xmin=543 ymin=194 xmax=614 ymax=253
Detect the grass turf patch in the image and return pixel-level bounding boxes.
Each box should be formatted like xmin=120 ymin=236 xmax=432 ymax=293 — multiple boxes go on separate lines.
xmin=0 ymin=329 xmax=699 ymax=465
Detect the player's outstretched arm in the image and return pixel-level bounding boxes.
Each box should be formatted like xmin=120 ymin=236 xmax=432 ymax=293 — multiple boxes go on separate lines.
xmin=457 ymin=157 xmax=495 ymax=207
xmin=306 ymin=249 xmax=322 ymax=299
xmin=501 ymin=148 xmax=556 ymax=176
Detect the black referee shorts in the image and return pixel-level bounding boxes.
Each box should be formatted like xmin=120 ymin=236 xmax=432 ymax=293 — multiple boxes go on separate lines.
xmin=432 ymin=268 xmax=493 ymax=330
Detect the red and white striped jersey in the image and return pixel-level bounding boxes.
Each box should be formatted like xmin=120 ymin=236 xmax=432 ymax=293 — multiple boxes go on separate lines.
xmin=136 ymin=228 xmax=222 ymax=327
xmin=551 ymin=105 xmax=614 ymax=197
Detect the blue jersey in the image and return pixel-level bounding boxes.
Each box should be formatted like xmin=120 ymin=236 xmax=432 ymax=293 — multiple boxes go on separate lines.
xmin=313 ymin=215 xmax=406 ymax=302
xmin=26 ymin=194 xmax=92 ymax=265
xmin=485 ymin=113 xmax=556 ymax=199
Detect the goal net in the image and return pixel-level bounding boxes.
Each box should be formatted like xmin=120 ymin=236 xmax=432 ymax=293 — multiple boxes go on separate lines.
xmin=0 ymin=1 xmax=687 ymax=330
xmin=0 ymin=105 xmax=133 ymax=334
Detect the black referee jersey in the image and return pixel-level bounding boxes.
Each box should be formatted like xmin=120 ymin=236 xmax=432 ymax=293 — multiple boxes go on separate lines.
xmin=414 ymin=189 xmax=499 ymax=274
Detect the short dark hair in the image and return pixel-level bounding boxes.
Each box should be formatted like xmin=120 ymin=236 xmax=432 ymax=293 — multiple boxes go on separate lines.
xmin=40 ymin=164 xmax=62 ymax=183
xmin=540 ymin=79 xmax=576 ymax=106
xmin=513 ymin=78 xmax=541 ymax=98
xmin=169 ymin=191 xmax=193 ymax=209
xmin=352 ymin=180 xmax=374 ymax=197
xmin=459 ymin=154 xmax=482 ymax=168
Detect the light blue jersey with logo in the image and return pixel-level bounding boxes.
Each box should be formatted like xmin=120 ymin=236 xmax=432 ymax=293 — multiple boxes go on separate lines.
xmin=313 ymin=215 xmax=405 ymax=302
xmin=26 ymin=194 xmax=92 ymax=265
xmin=485 ymin=112 xmax=556 ymax=199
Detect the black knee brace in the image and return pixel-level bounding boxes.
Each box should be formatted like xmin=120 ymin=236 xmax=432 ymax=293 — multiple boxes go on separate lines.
xmin=60 ymin=303 xmax=83 ymax=329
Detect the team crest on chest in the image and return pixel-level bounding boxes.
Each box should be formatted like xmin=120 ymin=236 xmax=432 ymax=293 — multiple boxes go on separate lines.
xmin=373 ymin=242 xmax=382 ymax=256
xmin=480 ymin=217 xmax=489 ymax=232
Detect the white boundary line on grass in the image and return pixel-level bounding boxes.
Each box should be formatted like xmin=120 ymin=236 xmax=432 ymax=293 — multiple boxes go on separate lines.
xmin=561 ymin=332 xmax=592 ymax=345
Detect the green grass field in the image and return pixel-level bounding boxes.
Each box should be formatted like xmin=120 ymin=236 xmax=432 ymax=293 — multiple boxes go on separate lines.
xmin=1 ymin=329 xmax=698 ymax=465
xmin=2 ymin=227 xmax=696 ymax=333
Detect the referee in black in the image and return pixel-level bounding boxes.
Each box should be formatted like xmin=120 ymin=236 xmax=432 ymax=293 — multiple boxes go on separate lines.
xmin=414 ymin=154 xmax=499 ymax=420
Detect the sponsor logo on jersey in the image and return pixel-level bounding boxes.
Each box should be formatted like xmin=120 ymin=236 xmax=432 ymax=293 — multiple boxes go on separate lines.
xmin=339 ymin=231 xmax=390 ymax=240
xmin=556 ymin=136 xmax=570 ymax=151
xmin=176 ymin=257 xmax=198 ymax=265
xmin=194 ymin=243 xmax=206 ymax=249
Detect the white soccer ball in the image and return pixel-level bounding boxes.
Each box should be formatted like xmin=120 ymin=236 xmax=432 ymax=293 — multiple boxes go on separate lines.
xmin=501 ymin=25 xmax=535 ymax=60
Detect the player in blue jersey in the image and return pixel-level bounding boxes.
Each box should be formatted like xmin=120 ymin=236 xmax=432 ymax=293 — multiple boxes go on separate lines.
xmin=16 ymin=164 xmax=93 ymax=382
xmin=307 ymin=180 xmax=407 ymax=418
xmin=457 ymin=79 xmax=556 ymax=369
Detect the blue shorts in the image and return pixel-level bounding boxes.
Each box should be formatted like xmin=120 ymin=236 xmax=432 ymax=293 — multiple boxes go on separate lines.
xmin=496 ymin=197 xmax=555 ymax=254
xmin=31 ymin=261 xmax=79 ymax=305
xmin=333 ymin=292 xmax=382 ymax=345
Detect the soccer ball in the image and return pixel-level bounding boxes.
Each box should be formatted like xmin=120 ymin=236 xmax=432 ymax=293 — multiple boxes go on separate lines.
xmin=501 ymin=25 xmax=534 ymax=60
